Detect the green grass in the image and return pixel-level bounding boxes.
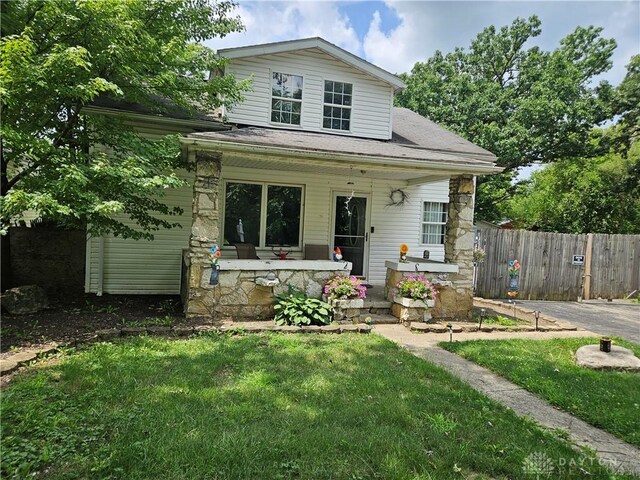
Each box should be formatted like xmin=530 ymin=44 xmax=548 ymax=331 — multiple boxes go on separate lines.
xmin=480 ymin=314 xmax=523 ymax=326
xmin=441 ymin=337 xmax=640 ymax=448
xmin=2 ymin=334 xmax=634 ymax=479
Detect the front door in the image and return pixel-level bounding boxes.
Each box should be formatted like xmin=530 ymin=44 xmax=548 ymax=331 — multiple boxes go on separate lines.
xmin=332 ymin=193 xmax=369 ymax=277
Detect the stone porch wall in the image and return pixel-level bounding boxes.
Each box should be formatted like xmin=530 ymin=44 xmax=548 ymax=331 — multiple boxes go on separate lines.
xmin=184 ymin=259 xmax=349 ymax=319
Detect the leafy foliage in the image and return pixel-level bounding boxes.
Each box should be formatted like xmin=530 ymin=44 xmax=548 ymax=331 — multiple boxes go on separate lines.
xmin=396 ymin=16 xmax=617 ymax=222
xmin=394 ymin=275 xmax=437 ymax=301
xmin=507 ymin=139 xmax=640 ymax=234
xmin=0 ymin=0 xmax=248 ymax=239
xmin=273 ymin=286 xmax=333 ymax=326
xmin=323 ymin=274 xmax=367 ymax=300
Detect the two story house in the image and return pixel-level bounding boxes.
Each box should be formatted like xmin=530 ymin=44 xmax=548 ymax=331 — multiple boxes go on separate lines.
xmin=85 ymin=37 xmax=500 ymax=321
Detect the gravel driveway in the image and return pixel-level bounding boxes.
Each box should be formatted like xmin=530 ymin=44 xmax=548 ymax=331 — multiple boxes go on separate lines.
xmin=517 ymin=300 xmax=640 ymax=343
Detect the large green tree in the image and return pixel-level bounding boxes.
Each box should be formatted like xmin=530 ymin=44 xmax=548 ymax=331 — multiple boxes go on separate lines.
xmin=0 ymin=0 xmax=247 ymax=239
xmin=507 ymin=138 xmax=640 ymax=234
xmin=395 ymin=16 xmax=617 ymax=222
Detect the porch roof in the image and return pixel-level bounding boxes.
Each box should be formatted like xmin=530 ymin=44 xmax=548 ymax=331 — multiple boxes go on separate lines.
xmin=182 ymin=111 xmax=502 ymax=177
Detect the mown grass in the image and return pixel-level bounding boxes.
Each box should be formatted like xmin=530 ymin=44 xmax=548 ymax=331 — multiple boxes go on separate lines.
xmin=441 ymin=337 xmax=640 ymax=448
xmin=2 ymin=334 xmax=634 ymax=479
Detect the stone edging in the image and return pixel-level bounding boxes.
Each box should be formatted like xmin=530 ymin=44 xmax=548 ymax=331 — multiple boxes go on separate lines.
xmin=409 ymin=322 xmax=577 ymax=333
xmin=0 ymin=323 xmax=372 ymax=376
xmin=473 ymin=297 xmax=580 ymax=330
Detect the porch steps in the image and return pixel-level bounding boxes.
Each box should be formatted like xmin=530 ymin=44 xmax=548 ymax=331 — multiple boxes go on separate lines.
xmin=362 ymin=299 xmax=392 ymax=315
xmin=363 ymin=313 xmax=399 ymax=325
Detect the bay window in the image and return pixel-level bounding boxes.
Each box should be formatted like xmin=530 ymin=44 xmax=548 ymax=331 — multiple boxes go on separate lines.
xmin=223 ymin=181 xmax=303 ymax=247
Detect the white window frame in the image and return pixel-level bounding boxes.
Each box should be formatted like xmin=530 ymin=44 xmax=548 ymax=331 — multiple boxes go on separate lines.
xmin=420 ymin=201 xmax=448 ymax=245
xmin=322 ymin=79 xmax=353 ymax=132
xmin=269 ymin=70 xmax=303 ymax=127
xmin=221 ymin=180 xmax=305 ymax=250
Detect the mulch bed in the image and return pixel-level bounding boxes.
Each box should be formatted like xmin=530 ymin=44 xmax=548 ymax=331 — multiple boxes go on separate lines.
xmin=0 ymin=293 xmax=207 ymax=354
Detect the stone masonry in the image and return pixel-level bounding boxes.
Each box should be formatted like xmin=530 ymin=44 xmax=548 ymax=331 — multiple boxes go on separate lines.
xmin=437 ymin=175 xmax=475 ymax=320
xmin=185 ymin=151 xmax=222 ymax=317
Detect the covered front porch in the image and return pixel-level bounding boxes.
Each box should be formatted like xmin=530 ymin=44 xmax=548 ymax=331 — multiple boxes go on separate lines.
xmin=180 ymin=128 xmax=499 ymax=321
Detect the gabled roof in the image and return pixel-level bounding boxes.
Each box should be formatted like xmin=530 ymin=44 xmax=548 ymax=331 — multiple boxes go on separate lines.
xmin=217 ymin=37 xmax=406 ymax=91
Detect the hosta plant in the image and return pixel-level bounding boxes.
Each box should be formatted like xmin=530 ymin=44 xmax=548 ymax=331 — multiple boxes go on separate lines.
xmin=273 ymin=286 xmax=333 ymax=326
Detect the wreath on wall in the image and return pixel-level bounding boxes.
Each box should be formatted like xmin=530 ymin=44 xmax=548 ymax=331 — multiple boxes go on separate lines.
xmin=387 ymin=188 xmax=409 ymax=207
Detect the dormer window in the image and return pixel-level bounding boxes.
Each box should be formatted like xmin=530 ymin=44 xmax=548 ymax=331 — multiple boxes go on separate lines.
xmin=271 ymin=72 xmax=303 ymax=125
xmin=323 ymin=80 xmax=352 ymax=131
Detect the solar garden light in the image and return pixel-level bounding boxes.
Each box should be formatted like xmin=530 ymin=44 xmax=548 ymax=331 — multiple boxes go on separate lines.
xmin=534 ymin=310 xmax=540 ymax=331
xmin=479 ymin=308 xmax=486 ymax=329
xmin=446 ymin=322 xmax=453 ymax=342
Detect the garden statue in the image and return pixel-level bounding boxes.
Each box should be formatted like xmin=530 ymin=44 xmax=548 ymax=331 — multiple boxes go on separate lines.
xmin=400 ymin=243 xmax=409 ymax=262
xmin=333 ymin=247 xmax=343 ymax=261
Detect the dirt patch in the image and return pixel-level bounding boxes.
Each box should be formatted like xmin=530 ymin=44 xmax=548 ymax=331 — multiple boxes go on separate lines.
xmin=1 ymin=293 xmax=214 ymax=354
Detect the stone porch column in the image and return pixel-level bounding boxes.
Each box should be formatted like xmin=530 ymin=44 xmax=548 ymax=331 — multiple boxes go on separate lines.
xmin=185 ymin=151 xmax=222 ymax=317
xmin=440 ymin=175 xmax=475 ymax=319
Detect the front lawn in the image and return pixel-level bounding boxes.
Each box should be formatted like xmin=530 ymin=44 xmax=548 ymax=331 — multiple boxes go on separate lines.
xmin=2 ymin=334 xmax=632 ymax=479
xmin=441 ymin=337 xmax=640 ymax=448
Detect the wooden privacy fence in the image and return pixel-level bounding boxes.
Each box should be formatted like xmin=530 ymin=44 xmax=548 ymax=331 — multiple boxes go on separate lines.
xmin=475 ymin=229 xmax=640 ymax=301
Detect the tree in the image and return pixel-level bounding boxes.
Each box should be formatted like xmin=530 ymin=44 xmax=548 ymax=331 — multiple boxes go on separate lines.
xmin=612 ymin=55 xmax=640 ymax=154
xmin=395 ymin=16 xmax=617 ymax=222
xmin=0 ymin=0 xmax=248 ymax=239
xmin=507 ymin=138 xmax=640 ymax=234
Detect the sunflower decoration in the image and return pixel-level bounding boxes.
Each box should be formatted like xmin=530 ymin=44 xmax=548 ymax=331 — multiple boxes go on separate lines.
xmin=399 ymin=243 xmax=409 ymax=263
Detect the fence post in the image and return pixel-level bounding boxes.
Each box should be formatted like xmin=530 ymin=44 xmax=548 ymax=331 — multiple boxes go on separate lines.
xmin=583 ymin=233 xmax=594 ymax=300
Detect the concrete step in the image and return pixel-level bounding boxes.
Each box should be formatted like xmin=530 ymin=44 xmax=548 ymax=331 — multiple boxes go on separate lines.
xmin=362 ymin=313 xmax=399 ymax=325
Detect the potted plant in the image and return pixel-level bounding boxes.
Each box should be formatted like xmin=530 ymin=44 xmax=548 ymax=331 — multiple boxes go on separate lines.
xmin=391 ymin=275 xmax=437 ymax=324
xmin=393 ymin=275 xmax=437 ymax=308
xmin=322 ymin=275 xmax=367 ymax=324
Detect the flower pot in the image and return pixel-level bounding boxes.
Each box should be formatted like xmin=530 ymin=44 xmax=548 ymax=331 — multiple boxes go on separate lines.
xmin=322 ymin=295 xmax=364 ymax=309
xmin=392 ymin=296 xmax=435 ymax=308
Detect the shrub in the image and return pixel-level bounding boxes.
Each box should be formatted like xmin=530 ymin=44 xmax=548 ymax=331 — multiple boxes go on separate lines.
xmin=395 ymin=275 xmax=437 ymax=301
xmin=273 ymin=286 xmax=333 ymax=326
xmin=323 ymin=275 xmax=367 ymax=300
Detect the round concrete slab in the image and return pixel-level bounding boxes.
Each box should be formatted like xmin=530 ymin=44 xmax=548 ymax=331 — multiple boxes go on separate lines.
xmin=576 ymin=344 xmax=640 ymax=371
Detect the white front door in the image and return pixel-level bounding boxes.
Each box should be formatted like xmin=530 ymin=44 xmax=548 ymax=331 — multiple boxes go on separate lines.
xmin=332 ymin=193 xmax=370 ymax=277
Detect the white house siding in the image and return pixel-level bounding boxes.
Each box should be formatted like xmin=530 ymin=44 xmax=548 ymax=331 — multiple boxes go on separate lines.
xmin=86 ymin=173 xmax=194 ymax=294
xmin=87 ymin=162 xmax=450 ymax=294
xmin=369 ymin=178 xmax=449 ymax=285
xmin=224 ymin=48 xmax=394 ymax=140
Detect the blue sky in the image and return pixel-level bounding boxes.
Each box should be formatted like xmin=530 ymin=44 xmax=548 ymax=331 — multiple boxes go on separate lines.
xmin=206 ymin=0 xmax=639 ymax=86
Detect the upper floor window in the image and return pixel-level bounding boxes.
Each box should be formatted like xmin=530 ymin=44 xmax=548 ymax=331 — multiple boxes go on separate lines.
xmin=421 ymin=202 xmax=448 ymax=244
xmin=323 ymin=80 xmax=352 ymax=131
xmin=271 ymin=72 xmax=303 ymax=126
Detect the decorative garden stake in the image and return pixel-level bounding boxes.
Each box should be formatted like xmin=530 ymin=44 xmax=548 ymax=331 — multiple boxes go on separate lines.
xmin=209 ymin=244 xmax=221 ymax=285
xmin=507 ymin=259 xmax=520 ymax=298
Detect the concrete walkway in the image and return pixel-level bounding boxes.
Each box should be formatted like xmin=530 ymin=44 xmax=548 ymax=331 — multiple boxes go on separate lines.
xmin=374 ymin=324 xmax=640 ymax=477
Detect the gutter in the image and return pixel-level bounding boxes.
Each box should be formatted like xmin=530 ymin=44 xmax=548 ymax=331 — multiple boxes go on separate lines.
xmin=84 ymin=106 xmax=231 ymax=131
xmin=178 ymin=137 xmax=504 ymax=175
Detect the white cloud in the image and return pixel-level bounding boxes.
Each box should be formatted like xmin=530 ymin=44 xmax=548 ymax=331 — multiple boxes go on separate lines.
xmin=205 ymin=1 xmax=361 ymax=55
xmin=362 ymin=8 xmax=422 ymax=74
